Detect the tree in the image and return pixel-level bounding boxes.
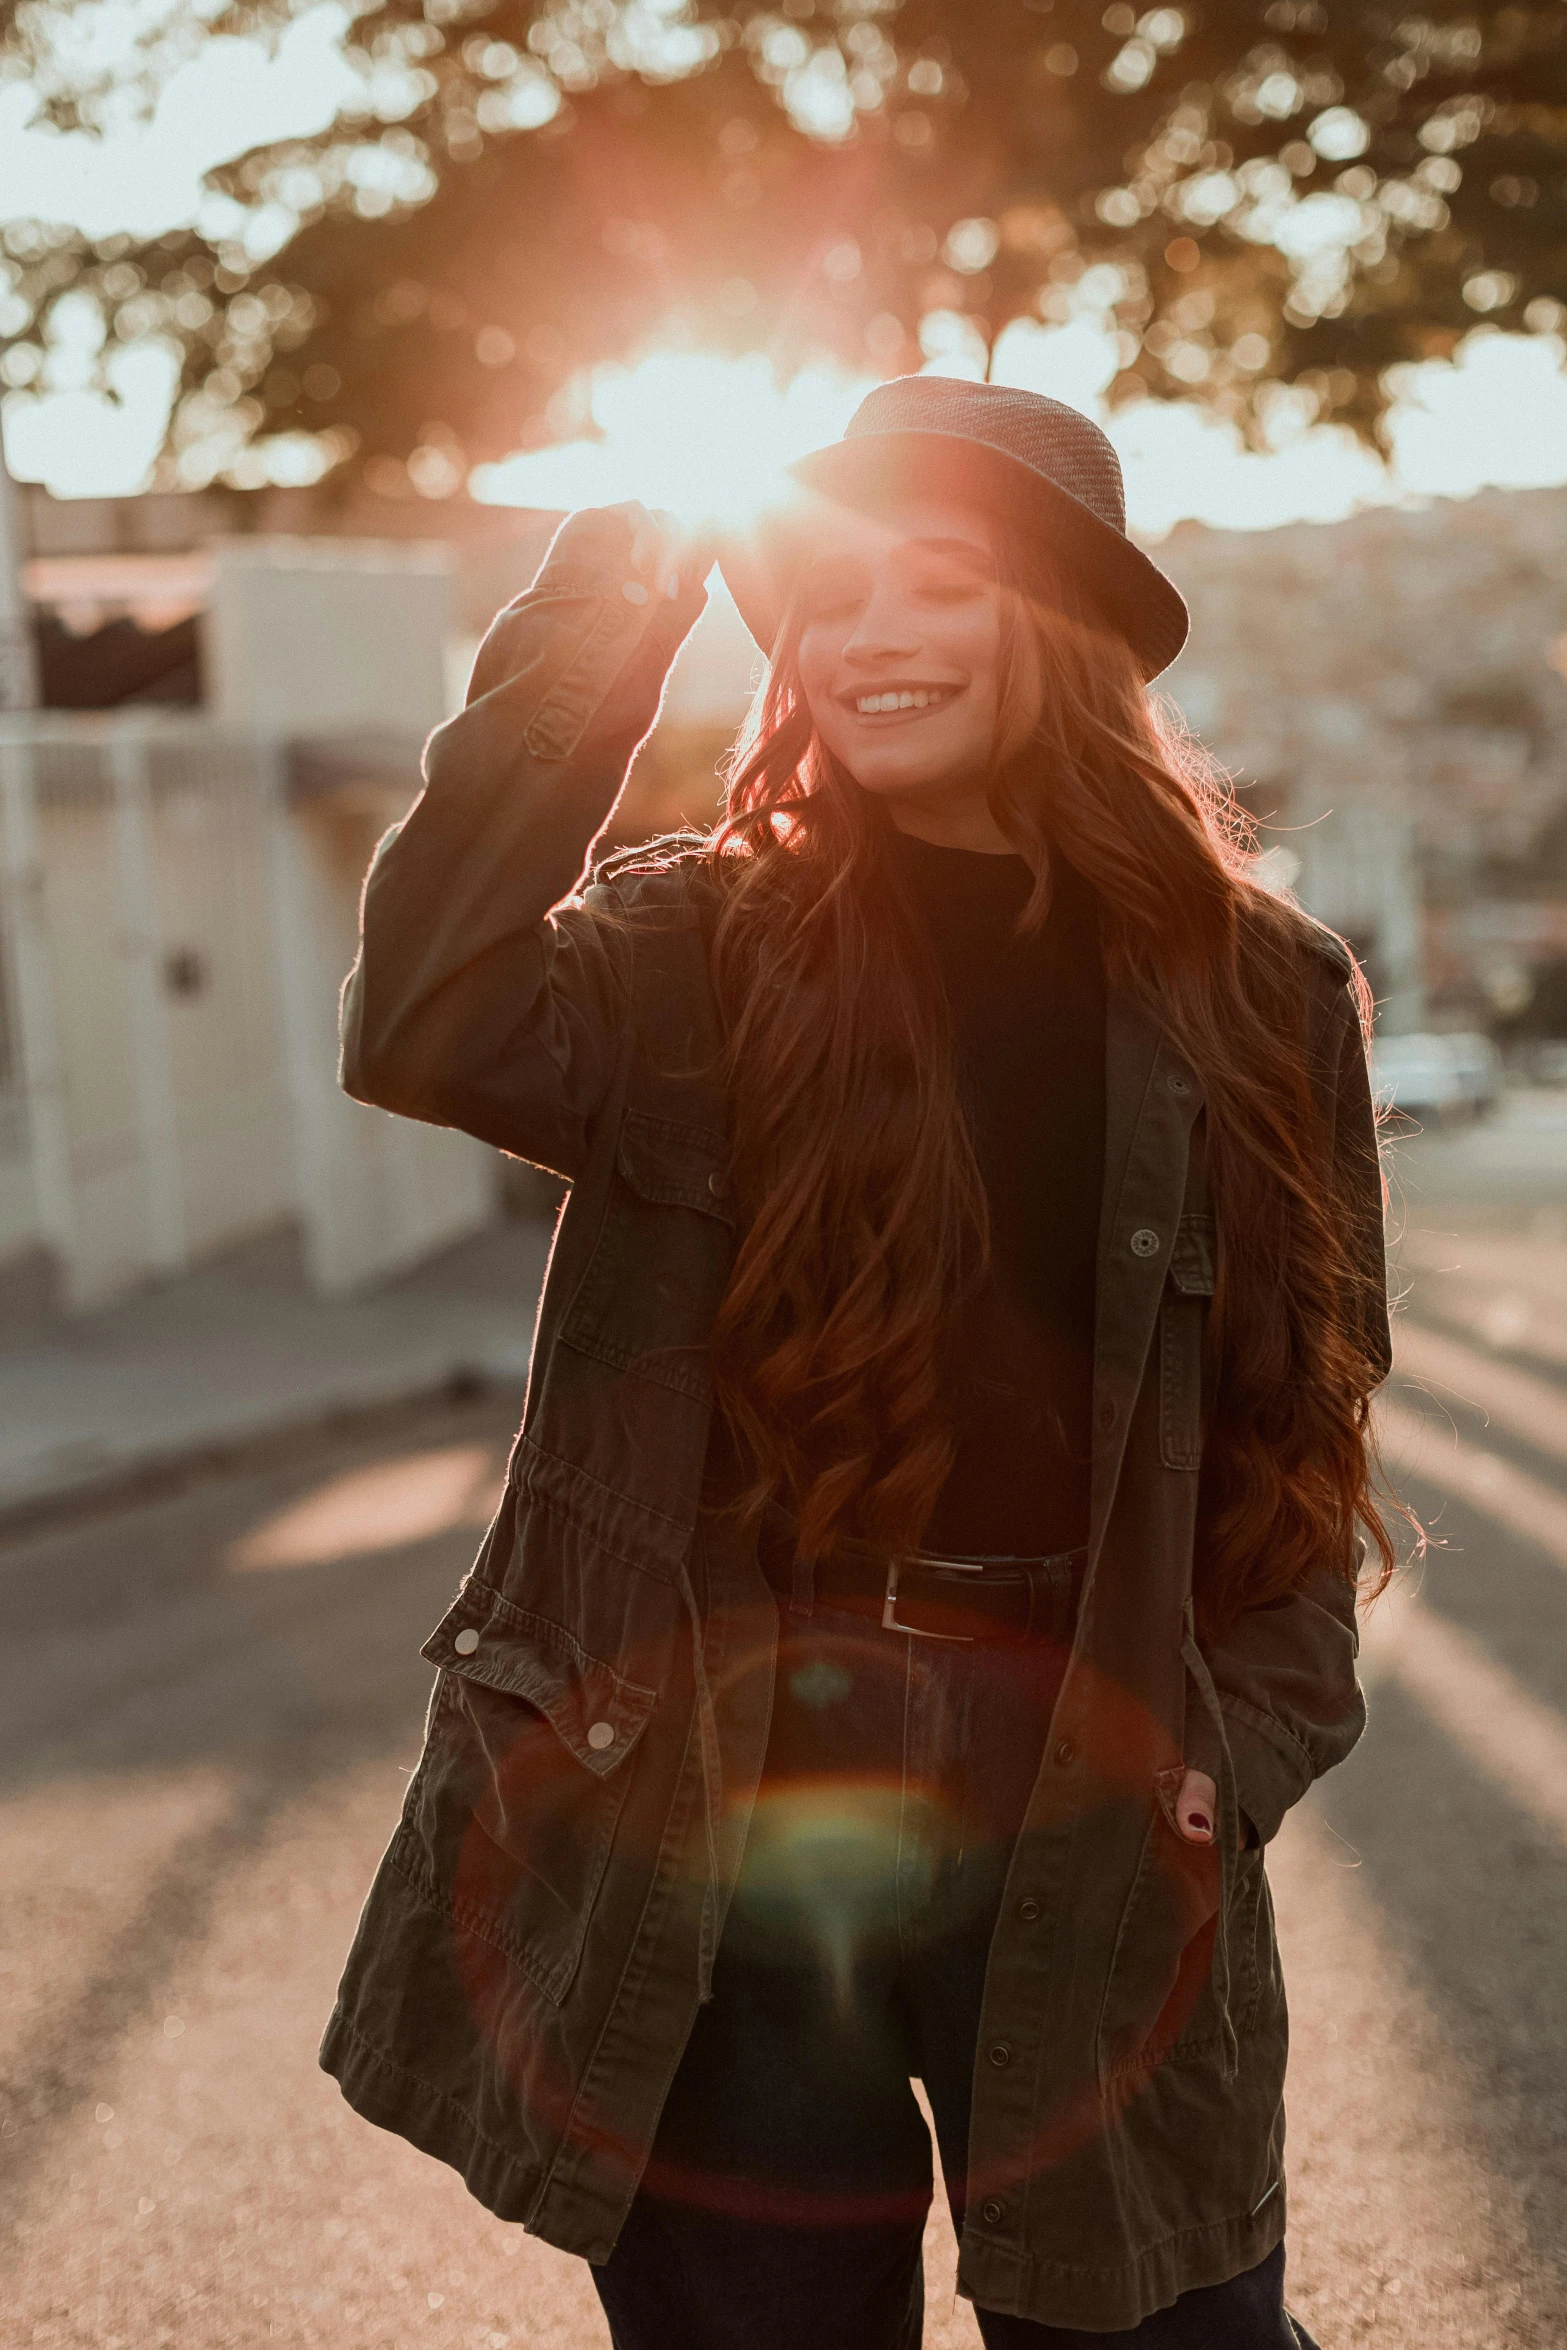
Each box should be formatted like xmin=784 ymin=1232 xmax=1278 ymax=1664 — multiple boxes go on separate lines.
xmin=2 ymin=1 xmax=1564 ymax=497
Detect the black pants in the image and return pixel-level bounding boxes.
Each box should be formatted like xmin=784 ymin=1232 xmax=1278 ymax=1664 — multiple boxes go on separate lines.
xmin=594 ymin=1595 xmax=1315 ymax=2350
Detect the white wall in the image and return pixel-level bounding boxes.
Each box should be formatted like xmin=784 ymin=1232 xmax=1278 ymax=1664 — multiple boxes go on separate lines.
xmin=204 ymin=537 xmax=453 ymax=738
xmin=267 ymin=780 xmax=497 ymax=1298
xmin=0 ymin=709 xmax=496 ymax=1312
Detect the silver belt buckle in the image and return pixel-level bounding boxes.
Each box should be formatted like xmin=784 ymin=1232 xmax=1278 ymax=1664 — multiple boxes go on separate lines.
xmin=881 ymin=1552 xmax=984 ymax=1640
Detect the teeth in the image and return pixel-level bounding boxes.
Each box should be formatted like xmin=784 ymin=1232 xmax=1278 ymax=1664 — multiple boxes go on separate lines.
xmin=855 ymin=688 xmax=948 ymax=715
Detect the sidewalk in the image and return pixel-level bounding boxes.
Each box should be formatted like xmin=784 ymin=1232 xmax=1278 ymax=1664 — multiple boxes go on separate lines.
xmin=0 ymin=1215 xmax=553 ymax=1529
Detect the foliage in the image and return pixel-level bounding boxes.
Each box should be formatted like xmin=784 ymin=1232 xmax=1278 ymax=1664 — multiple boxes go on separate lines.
xmin=2 ymin=0 xmax=1564 ymax=494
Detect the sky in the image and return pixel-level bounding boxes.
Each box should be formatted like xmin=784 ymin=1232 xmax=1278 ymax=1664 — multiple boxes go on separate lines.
xmin=4 ymin=4 xmax=1567 ymax=532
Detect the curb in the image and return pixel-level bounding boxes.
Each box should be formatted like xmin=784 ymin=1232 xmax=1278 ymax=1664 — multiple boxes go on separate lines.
xmin=0 ymin=1362 xmax=528 ymax=1549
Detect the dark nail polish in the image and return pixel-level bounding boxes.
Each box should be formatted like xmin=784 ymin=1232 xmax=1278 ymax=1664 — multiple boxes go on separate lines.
xmin=1190 ymin=1812 xmax=1212 ymax=1835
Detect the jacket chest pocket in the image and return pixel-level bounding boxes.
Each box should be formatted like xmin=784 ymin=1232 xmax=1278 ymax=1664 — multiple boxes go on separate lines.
xmin=395 ymin=1587 xmax=656 ymax=2006
xmin=560 ymin=1108 xmax=735 ymax=1401
xmin=1160 ymin=1214 xmax=1215 ymax=1472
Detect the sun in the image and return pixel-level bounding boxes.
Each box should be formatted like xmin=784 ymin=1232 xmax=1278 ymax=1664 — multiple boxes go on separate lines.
xmin=470 ymin=348 xmax=873 ymax=530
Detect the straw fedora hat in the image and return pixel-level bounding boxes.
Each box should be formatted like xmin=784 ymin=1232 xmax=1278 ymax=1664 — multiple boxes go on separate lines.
xmin=719 ymin=374 xmax=1189 ymax=683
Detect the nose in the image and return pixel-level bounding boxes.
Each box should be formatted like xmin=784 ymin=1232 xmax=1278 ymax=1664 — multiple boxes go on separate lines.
xmin=841 ymin=577 xmax=921 ymax=669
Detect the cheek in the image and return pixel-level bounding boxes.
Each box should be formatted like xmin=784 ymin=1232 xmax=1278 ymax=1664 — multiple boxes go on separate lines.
xmin=906 ymin=602 xmax=1005 ymax=736
xmin=951 ymin=610 xmax=1004 ymax=708
xmin=1005 ymin=631 xmax=1045 ymax=746
xmin=796 ymin=639 xmax=845 ymax=742
xmin=797 ymin=627 xmax=838 ymax=693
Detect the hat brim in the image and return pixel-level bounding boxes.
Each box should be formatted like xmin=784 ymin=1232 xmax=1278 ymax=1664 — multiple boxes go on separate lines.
xmin=718 ymin=427 xmax=1189 ymax=684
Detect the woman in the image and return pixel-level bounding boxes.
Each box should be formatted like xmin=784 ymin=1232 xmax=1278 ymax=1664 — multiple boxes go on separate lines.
xmin=322 ymin=379 xmax=1393 ymax=2348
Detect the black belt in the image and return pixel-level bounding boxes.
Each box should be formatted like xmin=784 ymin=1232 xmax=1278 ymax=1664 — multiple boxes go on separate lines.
xmin=759 ymin=1520 xmax=1087 ymax=1645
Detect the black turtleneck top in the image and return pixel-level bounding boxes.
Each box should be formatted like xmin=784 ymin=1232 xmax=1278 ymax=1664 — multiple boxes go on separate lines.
xmin=888 ymin=830 xmax=1107 ymax=1560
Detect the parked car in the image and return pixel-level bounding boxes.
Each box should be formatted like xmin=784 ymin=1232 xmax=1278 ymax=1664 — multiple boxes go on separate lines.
xmin=1371 ymin=1031 xmax=1501 ymax=1126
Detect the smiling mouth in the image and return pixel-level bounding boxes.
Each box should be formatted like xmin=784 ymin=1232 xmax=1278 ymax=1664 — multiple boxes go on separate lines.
xmin=844 ymin=684 xmax=963 ymax=718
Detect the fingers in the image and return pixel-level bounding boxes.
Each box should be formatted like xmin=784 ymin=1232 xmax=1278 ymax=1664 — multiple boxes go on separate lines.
xmin=624 ymin=504 xmax=710 ymax=603
xmin=625 ymin=503 xmax=661 ymax=582
xmin=1173 ymin=1767 xmax=1217 ymax=1844
xmin=624 ymin=508 xmax=654 ymax=589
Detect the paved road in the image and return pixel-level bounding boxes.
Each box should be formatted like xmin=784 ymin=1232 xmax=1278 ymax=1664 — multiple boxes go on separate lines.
xmin=3 ymin=1104 xmax=1565 ymax=2349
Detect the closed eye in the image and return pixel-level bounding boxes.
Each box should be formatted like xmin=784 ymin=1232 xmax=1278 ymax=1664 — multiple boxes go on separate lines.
xmin=800 ymin=559 xmax=869 ymax=621
xmin=906 ymin=554 xmax=994 ymax=602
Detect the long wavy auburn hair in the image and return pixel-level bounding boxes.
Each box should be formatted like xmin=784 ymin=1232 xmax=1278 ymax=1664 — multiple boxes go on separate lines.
xmin=701 ymin=528 xmax=1400 ymax=1636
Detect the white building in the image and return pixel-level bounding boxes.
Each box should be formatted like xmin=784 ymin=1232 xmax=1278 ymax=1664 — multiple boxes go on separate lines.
xmin=0 ymin=539 xmax=497 ymax=1313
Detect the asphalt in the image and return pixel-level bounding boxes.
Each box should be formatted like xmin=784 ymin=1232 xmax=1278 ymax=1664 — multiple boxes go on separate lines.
xmin=1 ymin=1100 xmax=1564 ymax=2348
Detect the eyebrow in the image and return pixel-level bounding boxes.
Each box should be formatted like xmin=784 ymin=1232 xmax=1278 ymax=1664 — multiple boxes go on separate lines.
xmin=900 ymin=536 xmax=996 ymax=565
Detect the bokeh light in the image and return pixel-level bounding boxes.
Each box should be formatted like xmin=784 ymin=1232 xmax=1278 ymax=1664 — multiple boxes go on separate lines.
xmin=0 ymin=2 xmax=360 ymax=243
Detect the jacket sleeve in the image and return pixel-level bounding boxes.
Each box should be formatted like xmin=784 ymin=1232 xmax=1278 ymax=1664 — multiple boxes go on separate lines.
xmin=339 ymin=504 xmax=710 ymax=1178
xmin=1197 ymin=1571 xmax=1367 ymax=1847
xmin=1194 ymin=982 xmax=1390 ymax=1845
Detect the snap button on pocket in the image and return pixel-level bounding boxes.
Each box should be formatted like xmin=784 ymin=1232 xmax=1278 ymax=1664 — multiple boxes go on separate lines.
xmin=453 ymin=1627 xmax=480 ymax=1656
xmin=587 ymin=1721 xmax=616 ymax=1751
xmin=1168 ymin=1072 xmax=1191 ymax=1095
xmin=981 ymin=2200 xmax=1004 ymax=2226
xmin=1053 ymin=1739 xmax=1075 ymax=1768
xmin=1017 ymin=1896 xmax=1041 ymax=1922
xmin=1130 ymin=1227 xmax=1161 ymax=1258
xmin=707 ymin=1170 xmax=729 ymax=1198
xmin=988 ymin=2043 xmax=1012 ymax=2068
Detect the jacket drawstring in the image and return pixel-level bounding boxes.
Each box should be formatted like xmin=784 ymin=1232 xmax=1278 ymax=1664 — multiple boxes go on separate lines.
xmin=678 ymin=1555 xmax=725 ymax=2003
xmin=1180 ymin=1611 xmax=1241 ymax=2083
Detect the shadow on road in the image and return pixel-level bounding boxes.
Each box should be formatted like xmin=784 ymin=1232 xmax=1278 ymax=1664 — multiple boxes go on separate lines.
xmin=0 ymin=1391 xmax=518 ymax=2222
xmin=1317 ymin=1668 xmax=1567 ymax=2328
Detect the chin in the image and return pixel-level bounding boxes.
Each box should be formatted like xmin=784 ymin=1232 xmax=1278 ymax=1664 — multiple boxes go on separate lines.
xmin=852 ymin=762 xmax=955 ymax=802
xmin=851 ymin=747 xmax=986 ymax=801
xmin=829 ymin=732 xmax=981 ymax=797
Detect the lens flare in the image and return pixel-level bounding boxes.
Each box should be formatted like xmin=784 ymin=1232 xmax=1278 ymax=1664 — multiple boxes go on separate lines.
xmin=722 ymin=1773 xmax=963 ymax=2015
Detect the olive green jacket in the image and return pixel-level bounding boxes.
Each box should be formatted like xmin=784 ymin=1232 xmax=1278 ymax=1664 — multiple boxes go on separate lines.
xmin=320 ymin=505 xmax=1389 ymax=2330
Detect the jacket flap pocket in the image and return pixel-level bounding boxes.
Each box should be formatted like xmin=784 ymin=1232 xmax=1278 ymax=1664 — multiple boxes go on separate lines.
xmin=422 ymin=1587 xmax=656 ymax=1776
xmin=616 ymin=1107 xmax=733 ymax=1222
xmin=1169 ymin=1213 xmax=1216 ymax=1297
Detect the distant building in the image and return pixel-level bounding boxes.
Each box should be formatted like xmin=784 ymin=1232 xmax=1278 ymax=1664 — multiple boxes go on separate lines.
xmin=1158 ymin=485 xmax=1567 ymax=1037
